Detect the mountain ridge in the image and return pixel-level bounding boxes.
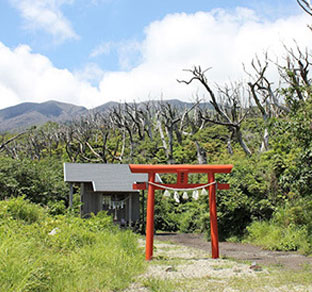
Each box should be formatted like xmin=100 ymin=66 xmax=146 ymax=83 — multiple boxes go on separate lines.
xmin=0 ymin=100 xmax=88 ymax=133
xmin=0 ymin=99 xmax=211 ymax=133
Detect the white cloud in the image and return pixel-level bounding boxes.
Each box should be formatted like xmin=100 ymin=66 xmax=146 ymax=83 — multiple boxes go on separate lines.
xmin=90 ymin=42 xmax=113 ymax=57
xmin=0 ymin=42 xmax=101 ymax=109
xmin=74 ymin=63 xmax=105 ymax=85
xmin=9 ymin=0 xmax=78 ymax=41
xmin=91 ymin=0 xmax=113 ymax=5
xmin=1 ymin=7 xmax=312 ymax=110
xmin=97 ymin=8 xmax=312 ymax=102
xmin=90 ymin=40 xmax=142 ymax=70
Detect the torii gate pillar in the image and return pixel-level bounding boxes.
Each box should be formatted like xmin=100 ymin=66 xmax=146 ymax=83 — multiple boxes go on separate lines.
xmin=130 ymin=164 xmax=233 ymax=261
xmin=146 ymin=172 xmax=155 ymax=259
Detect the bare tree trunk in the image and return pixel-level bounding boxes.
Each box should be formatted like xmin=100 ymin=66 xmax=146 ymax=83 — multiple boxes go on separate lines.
xmin=260 ymin=128 xmax=269 ymax=152
xmin=0 ymin=131 xmax=27 ymax=152
xmin=156 ymin=119 xmax=169 ymax=160
xmin=178 ymin=66 xmax=251 ymax=156
xmin=227 ymin=135 xmax=234 ymax=155
xmin=167 ymin=127 xmax=175 ymax=164
xmin=195 ymin=141 xmax=207 ymax=164
xmin=236 ymin=128 xmax=252 ymax=156
xmin=120 ymin=131 xmax=126 ymax=161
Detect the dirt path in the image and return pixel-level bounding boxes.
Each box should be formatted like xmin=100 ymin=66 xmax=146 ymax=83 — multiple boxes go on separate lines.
xmin=124 ymin=237 xmax=312 ymax=292
xmin=155 ymin=233 xmax=312 ymax=270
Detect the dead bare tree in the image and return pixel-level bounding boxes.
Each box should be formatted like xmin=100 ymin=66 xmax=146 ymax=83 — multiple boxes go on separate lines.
xmin=277 ymin=45 xmax=312 ymax=105
xmin=64 ymin=116 xmax=104 ymax=163
xmin=26 ymin=128 xmax=47 ymax=160
xmin=178 ymin=66 xmax=252 ymax=155
xmin=297 ymin=0 xmax=312 ymax=30
xmin=243 ymin=54 xmax=290 ymax=152
xmin=155 ymin=102 xmax=186 ymax=164
xmin=110 ymin=104 xmax=137 ymax=161
xmin=141 ymin=101 xmax=155 ymax=141
xmin=123 ymin=102 xmax=146 ymax=141
xmin=0 ymin=131 xmax=27 ymax=152
xmin=0 ymin=131 xmax=28 ymax=159
xmin=178 ymin=100 xmax=208 ymax=163
xmin=37 ymin=122 xmax=61 ymax=157
xmin=297 ymin=0 xmax=312 ymax=16
xmin=91 ymin=111 xmax=112 ymax=163
xmin=58 ymin=124 xmax=80 ymax=162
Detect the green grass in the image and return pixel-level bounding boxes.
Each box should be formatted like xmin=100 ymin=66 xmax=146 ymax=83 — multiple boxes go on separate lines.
xmin=244 ymin=220 xmax=311 ymax=254
xmin=143 ymin=278 xmax=178 ymax=292
xmin=0 ymin=197 xmax=145 ymax=292
xmin=140 ymin=268 xmax=312 ymax=292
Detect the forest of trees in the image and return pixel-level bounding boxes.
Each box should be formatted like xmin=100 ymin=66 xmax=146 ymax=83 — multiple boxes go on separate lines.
xmin=1 ymin=2 xmax=312 ymax=253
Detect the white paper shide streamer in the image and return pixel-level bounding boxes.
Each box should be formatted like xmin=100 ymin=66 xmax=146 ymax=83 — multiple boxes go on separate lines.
xmin=148 ymin=181 xmax=216 ymax=202
xmin=192 ymin=190 xmax=199 ymax=200
xmin=173 ymin=191 xmax=180 ymax=203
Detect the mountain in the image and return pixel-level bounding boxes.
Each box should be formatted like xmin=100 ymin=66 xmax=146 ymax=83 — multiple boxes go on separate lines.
xmin=148 ymin=99 xmax=213 ymax=109
xmin=92 ymin=101 xmax=120 ymax=112
xmin=0 ymin=99 xmax=212 ymax=133
xmin=92 ymin=99 xmax=212 ymax=112
xmin=0 ymin=101 xmax=87 ymax=133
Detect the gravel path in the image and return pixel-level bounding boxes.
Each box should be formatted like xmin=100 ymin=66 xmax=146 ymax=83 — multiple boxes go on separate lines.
xmin=125 ymin=240 xmax=265 ymax=292
xmin=123 ymin=236 xmax=312 ymax=292
xmin=155 ymin=233 xmax=312 ymax=270
xmin=124 ymin=234 xmax=312 ymax=292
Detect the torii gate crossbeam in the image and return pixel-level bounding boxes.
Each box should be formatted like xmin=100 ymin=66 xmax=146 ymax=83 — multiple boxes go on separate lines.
xmin=130 ymin=164 xmax=233 ymax=261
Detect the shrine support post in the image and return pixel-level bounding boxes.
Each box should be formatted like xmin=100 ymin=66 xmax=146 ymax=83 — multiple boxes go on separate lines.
xmin=208 ymin=172 xmax=219 ymax=259
xmin=145 ymin=173 xmax=155 ymax=260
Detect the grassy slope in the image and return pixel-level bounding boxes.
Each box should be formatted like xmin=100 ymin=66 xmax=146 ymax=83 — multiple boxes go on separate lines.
xmin=0 ymin=197 xmax=145 ymax=292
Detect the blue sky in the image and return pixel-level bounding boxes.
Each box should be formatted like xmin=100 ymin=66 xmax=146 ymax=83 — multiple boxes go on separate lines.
xmin=0 ymin=0 xmax=310 ymax=109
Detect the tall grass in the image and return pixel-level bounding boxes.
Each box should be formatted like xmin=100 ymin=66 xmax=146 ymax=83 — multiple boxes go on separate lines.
xmin=0 ymin=197 xmax=145 ymax=292
xmin=244 ymin=220 xmax=310 ymax=254
xmin=244 ymin=199 xmax=312 ymax=254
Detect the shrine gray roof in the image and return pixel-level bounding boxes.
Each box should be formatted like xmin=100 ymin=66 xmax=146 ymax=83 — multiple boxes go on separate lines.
xmin=64 ymin=163 xmax=148 ymax=192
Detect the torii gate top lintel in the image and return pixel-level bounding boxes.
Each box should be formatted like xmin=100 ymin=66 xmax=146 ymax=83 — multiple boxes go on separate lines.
xmin=129 ymin=164 xmax=233 ymax=261
xmin=129 ymin=164 xmax=233 ymax=174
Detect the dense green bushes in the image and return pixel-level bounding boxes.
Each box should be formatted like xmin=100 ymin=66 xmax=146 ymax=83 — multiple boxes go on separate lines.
xmin=244 ymin=197 xmax=312 ymax=254
xmin=0 ymin=197 xmax=145 ymax=292
xmin=242 ymin=98 xmax=312 ymax=254
xmin=0 ymin=157 xmax=67 ymax=205
xmin=245 ymin=220 xmax=310 ymax=253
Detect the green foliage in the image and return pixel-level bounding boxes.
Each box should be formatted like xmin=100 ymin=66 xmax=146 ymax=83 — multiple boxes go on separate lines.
xmin=154 ymin=192 xmax=180 ymax=232
xmin=0 ymin=197 xmax=145 ymax=292
xmin=212 ymin=153 xmax=276 ymax=240
xmin=245 ymin=221 xmax=310 ymax=254
xmin=47 ymin=200 xmax=66 ymax=216
xmin=245 ymin=197 xmax=312 ymax=254
xmin=268 ymin=98 xmax=312 ymax=198
xmin=143 ymin=278 xmax=177 ymax=292
xmin=177 ymin=201 xmax=203 ymax=233
xmin=0 ymin=196 xmax=46 ymax=224
xmin=0 ymin=156 xmax=68 ymax=205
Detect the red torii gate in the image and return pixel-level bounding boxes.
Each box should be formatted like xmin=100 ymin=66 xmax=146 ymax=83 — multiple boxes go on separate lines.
xmin=129 ymin=164 xmax=233 ymax=261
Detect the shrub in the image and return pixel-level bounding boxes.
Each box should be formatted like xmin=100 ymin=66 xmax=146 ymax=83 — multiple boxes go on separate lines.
xmin=244 ymin=220 xmax=311 ymax=254
xmin=0 ymin=196 xmax=46 ymax=224
xmin=244 ymin=198 xmax=312 ymax=255
xmin=0 ymin=157 xmax=68 ymax=205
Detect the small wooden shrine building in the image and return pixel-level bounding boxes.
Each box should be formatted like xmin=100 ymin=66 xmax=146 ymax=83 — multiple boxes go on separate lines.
xmin=63 ymin=163 xmax=147 ymax=226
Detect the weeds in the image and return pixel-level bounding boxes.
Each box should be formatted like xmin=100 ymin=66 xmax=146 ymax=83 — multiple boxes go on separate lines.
xmin=244 ymin=220 xmax=311 ymax=254
xmin=0 ymin=197 xmax=145 ymax=292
